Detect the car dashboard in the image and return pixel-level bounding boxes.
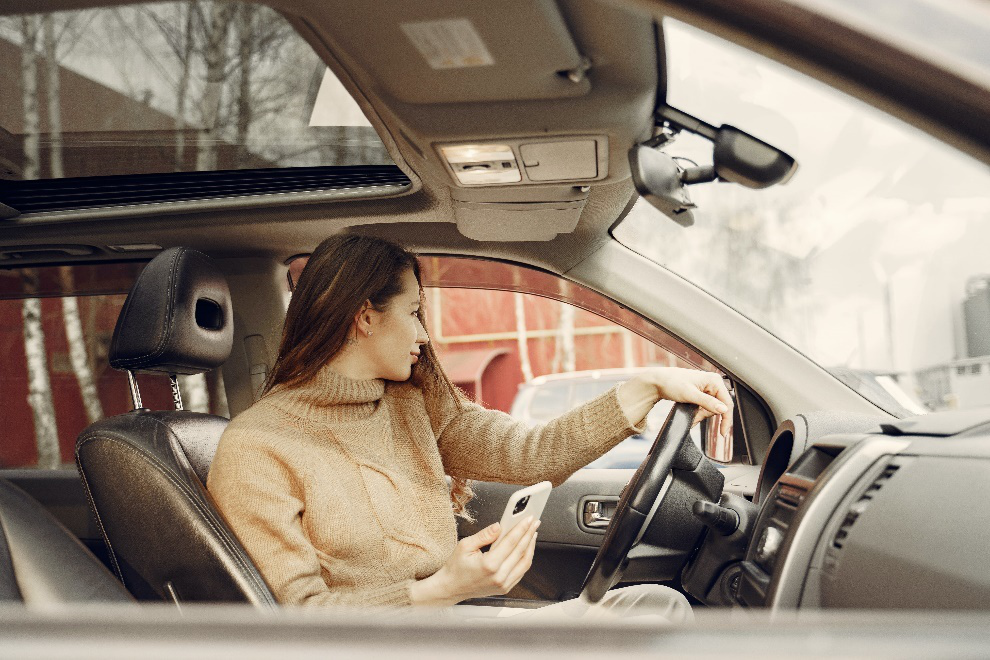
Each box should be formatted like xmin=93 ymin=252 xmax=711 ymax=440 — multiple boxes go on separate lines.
xmin=691 ymin=409 xmax=990 ymax=610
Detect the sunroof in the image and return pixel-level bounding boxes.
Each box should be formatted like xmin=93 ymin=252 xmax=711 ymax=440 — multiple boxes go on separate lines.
xmin=0 ymin=1 xmax=395 ymax=183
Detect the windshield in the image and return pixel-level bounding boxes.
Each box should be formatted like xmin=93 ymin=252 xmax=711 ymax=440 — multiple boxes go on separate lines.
xmin=0 ymin=0 xmax=392 ymax=181
xmin=614 ymin=19 xmax=990 ymax=417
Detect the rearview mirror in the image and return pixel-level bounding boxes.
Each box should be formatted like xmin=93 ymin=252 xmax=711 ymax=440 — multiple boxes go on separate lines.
xmin=713 ymin=126 xmax=797 ymax=189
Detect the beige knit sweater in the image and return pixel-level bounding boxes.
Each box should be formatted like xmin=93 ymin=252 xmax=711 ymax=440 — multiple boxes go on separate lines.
xmin=206 ymin=365 xmax=640 ymax=608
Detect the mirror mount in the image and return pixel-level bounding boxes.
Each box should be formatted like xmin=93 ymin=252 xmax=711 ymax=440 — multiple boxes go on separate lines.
xmin=656 ymin=105 xmax=798 ymax=189
xmin=629 ymin=105 xmax=798 ymax=226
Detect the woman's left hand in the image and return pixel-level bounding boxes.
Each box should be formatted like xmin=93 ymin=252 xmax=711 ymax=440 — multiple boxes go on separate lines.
xmin=616 ymin=367 xmax=733 ymax=442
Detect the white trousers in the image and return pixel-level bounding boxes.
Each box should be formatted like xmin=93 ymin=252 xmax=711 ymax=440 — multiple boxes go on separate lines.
xmin=448 ymin=584 xmax=693 ymax=624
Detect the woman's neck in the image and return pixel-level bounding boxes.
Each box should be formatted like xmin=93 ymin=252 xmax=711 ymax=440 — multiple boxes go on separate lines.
xmin=325 ymin=347 xmax=379 ymax=381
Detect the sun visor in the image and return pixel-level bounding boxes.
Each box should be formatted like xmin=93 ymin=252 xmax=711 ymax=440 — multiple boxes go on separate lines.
xmin=322 ymin=0 xmax=591 ymax=104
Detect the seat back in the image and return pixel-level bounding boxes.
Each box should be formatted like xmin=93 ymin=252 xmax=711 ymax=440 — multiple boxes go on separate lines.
xmin=0 ymin=477 xmax=132 ymax=604
xmin=75 ymin=247 xmax=276 ymax=607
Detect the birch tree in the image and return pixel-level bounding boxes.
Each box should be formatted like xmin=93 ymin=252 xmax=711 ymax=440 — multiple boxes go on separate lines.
xmin=20 ymin=16 xmax=40 ymax=180
xmin=552 ymin=302 xmax=576 ymax=373
xmin=20 ymin=16 xmax=61 ymax=468
xmin=42 ymin=15 xmax=62 ymax=179
xmin=621 ymin=329 xmax=636 ymax=368
xmin=178 ymin=373 xmax=211 ymax=413
xmin=195 ymin=1 xmax=235 ymax=171
xmin=174 ymin=4 xmax=195 ymax=170
xmin=22 ymin=272 xmax=60 ymax=469
xmin=514 ymin=292 xmax=534 ymax=382
xmin=233 ymin=2 xmax=255 ymax=167
xmin=59 ymin=269 xmax=104 ymax=424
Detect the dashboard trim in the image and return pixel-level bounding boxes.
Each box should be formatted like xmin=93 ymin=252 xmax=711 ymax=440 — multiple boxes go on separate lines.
xmin=766 ymin=435 xmax=910 ymax=610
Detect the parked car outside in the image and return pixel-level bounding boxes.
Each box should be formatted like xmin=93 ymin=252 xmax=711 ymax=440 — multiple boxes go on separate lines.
xmin=509 ymin=368 xmax=701 ymax=468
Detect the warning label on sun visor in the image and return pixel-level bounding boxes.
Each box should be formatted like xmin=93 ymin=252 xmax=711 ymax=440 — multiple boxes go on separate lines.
xmin=400 ymin=18 xmax=494 ymax=69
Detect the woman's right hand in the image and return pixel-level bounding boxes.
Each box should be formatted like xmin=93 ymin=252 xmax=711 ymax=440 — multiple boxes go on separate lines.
xmin=409 ymin=517 xmax=539 ymax=607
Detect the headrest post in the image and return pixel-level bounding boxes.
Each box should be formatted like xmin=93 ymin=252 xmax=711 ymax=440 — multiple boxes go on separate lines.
xmin=126 ymin=370 xmax=143 ymax=411
xmin=170 ymin=375 xmax=184 ymax=411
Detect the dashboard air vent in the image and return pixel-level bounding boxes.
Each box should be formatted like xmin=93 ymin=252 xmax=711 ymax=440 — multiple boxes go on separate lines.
xmin=832 ymin=462 xmax=900 ymax=551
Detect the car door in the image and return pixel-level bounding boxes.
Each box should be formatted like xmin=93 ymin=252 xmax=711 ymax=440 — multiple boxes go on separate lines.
xmin=418 ymin=255 xmax=766 ymax=604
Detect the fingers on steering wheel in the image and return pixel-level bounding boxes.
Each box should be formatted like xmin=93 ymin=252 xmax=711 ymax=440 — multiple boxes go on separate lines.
xmin=690 ymin=373 xmax=733 ymax=437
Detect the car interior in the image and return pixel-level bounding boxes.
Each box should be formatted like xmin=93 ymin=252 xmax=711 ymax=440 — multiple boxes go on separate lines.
xmin=1 ymin=0 xmax=989 ymax=619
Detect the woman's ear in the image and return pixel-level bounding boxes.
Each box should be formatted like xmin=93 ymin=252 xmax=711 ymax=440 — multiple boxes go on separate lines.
xmin=354 ymin=301 xmax=375 ymax=336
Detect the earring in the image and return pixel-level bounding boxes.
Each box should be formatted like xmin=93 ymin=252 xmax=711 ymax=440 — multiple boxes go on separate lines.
xmin=368 ymin=331 xmax=374 ymax=337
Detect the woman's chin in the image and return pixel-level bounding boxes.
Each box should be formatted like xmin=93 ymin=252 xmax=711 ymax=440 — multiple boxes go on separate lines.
xmin=384 ymin=366 xmax=414 ymax=382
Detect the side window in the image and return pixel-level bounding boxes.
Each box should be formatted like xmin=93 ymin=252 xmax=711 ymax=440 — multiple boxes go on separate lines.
xmin=284 ymin=254 xmax=746 ymax=467
xmin=417 ymin=257 xmax=745 ymax=468
xmin=0 ymin=263 xmax=227 ymax=470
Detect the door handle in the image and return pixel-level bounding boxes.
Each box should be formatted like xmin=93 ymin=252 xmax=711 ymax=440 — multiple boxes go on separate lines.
xmin=583 ymin=500 xmax=615 ymax=528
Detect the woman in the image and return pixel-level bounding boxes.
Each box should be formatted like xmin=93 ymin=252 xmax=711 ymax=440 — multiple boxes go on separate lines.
xmin=207 ymin=235 xmax=732 ymax=618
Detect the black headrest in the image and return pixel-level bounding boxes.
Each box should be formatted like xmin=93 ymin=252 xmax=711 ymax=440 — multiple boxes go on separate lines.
xmin=110 ymin=247 xmax=233 ymax=375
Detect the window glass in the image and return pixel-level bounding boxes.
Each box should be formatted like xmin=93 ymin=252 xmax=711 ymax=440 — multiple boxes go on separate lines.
xmin=415 ymin=256 xmax=741 ymax=468
xmin=0 ymin=0 xmax=391 ymax=182
xmin=0 ymin=264 xmax=227 ymax=469
xmin=614 ymin=19 xmax=988 ymax=416
xmin=285 ymin=254 xmax=744 ymax=467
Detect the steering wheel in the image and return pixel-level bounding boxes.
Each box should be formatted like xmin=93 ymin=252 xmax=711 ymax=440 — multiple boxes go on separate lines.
xmin=580 ymin=402 xmax=699 ymax=602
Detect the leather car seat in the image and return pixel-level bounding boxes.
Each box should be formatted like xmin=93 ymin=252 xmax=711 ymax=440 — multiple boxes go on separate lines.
xmin=75 ymin=247 xmax=276 ymax=607
xmin=0 ymin=477 xmax=133 ymax=604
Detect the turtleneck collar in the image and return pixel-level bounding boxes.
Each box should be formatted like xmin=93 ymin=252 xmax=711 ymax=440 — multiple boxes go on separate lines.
xmin=307 ymin=363 xmax=385 ymax=405
xmin=267 ymin=363 xmax=386 ymax=424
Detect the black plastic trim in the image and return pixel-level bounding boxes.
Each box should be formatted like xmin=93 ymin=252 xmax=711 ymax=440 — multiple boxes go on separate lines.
xmin=0 ymin=166 xmax=411 ymax=214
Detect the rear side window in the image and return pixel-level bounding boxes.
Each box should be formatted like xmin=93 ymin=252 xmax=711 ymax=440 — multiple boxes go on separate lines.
xmin=0 ymin=263 xmax=227 ymax=469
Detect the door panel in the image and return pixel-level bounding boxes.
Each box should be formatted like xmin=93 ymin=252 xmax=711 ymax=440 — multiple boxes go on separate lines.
xmin=457 ymin=469 xmax=634 ymax=602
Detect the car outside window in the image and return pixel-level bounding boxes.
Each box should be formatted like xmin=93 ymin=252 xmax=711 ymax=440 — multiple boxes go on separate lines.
xmin=525 ymin=382 xmax=570 ymax=421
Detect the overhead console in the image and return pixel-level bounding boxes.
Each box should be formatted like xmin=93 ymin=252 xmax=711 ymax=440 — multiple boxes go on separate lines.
xmin=439 ymin=136 xmax=609 ymax=241
xmin=735 ymin=409 xmax=990 ymax=610
xmin=439 ymin=136 xmax=608 ymax=187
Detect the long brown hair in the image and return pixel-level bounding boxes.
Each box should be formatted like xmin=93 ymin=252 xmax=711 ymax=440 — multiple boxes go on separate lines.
xmin=266 ymin=235 xmax=474 ymax=518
